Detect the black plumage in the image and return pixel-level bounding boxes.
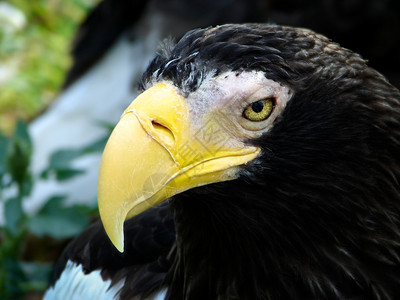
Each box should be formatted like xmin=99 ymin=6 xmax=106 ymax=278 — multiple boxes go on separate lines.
xmin=267 ymin=0 xmax=400 ymax=88
xmin=50 ymin=24 xmax=400 ymax=299
xmin=51 ymin=203 xmax=174 ymax=299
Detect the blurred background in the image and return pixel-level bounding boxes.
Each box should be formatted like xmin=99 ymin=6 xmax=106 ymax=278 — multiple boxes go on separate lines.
xmin=0 ymin=0 xmax=399 ymax=299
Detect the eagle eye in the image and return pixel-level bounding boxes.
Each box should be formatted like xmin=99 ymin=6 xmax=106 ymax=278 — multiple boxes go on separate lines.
xmin=243 ymin=98 xmax=274 ymax=121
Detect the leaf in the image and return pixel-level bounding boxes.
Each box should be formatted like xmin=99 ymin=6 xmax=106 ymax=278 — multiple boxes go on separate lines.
xmin=40 ymin=135 xmax=107 ymax=182
xmin=4 ymin=197 xmax=24 ymax=236
xmin=47 ymin=148 xmax=85 ymax=169
xmin=14 ymin=120 xmax=32 ymax=154
xmin=47 ymin=135 xmax=108 ymax=170
xmin=55 ymin=168 xmax=85 ymax=181
xmin=82 ymin=135 xmax=108 ymax=153
xmin=27 ymin=196 xmax=91 ymax=239
xmin=7 ymin=121 xmax=32 ymax=187
xmin=41 ymin=167 xmax=85 ymax=181
xmin=0 ymin=133 xmax=10 ymax=176
xmin=40 ymin=148 xmax=86 ymax=181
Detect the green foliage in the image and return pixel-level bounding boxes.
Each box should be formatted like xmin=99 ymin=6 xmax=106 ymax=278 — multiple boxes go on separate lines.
xmin=0 ymin=2 xmax=104 ymax=297
xmin=41 ymin=135 xmax=108 ymax=181
xmin=6 ymin=121 xmax=32 ymax=195
xmin=27 ymin=196 xmax=97 ymax=239
xmin=0 ymin=120 xmax=105 ymax=299
xmin=0 ymin=0 xmax=99 ymax=133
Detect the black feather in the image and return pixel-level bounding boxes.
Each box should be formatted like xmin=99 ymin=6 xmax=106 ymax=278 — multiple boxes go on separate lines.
xmin=50 ymin=203 xmax=174 ymax=299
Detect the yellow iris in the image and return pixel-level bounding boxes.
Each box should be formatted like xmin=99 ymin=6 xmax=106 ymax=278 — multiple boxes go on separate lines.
xmin=243 ymin=98 xmax=274 ymax=121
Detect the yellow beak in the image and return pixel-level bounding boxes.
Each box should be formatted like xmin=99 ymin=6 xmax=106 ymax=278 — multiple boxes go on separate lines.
xmin=98 ymin=83 xmax=260 ymax=252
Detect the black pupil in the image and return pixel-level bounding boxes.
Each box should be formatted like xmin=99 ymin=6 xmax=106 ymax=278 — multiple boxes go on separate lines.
xmin=252 ymin=101 xmax=264 ymax=113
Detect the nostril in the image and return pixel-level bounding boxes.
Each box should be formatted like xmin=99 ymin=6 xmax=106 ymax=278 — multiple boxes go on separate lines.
xmin=151 ymin=120 xmax=175 ymax=146
xmin=151 ymin=120 xmax=168 ymax=131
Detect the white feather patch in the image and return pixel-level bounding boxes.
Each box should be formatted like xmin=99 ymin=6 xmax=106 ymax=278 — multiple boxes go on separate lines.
xmin=44 ymin=261 xmax=124 ymax=300
xmin=44 ymin=261 xmax=167 ymax=300
xmin=153 ymin=289 xmax=167 ymax=300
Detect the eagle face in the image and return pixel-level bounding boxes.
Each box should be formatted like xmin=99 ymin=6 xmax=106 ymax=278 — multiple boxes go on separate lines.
xmin=175 ymin=70 xmax=292 ymax=139
xmin=96 ymin=24 xmax=400 ymax=299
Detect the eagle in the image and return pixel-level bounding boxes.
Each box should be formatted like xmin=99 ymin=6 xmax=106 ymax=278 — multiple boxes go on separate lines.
xmin=45 ymin=24 xmax=400 ymax=300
